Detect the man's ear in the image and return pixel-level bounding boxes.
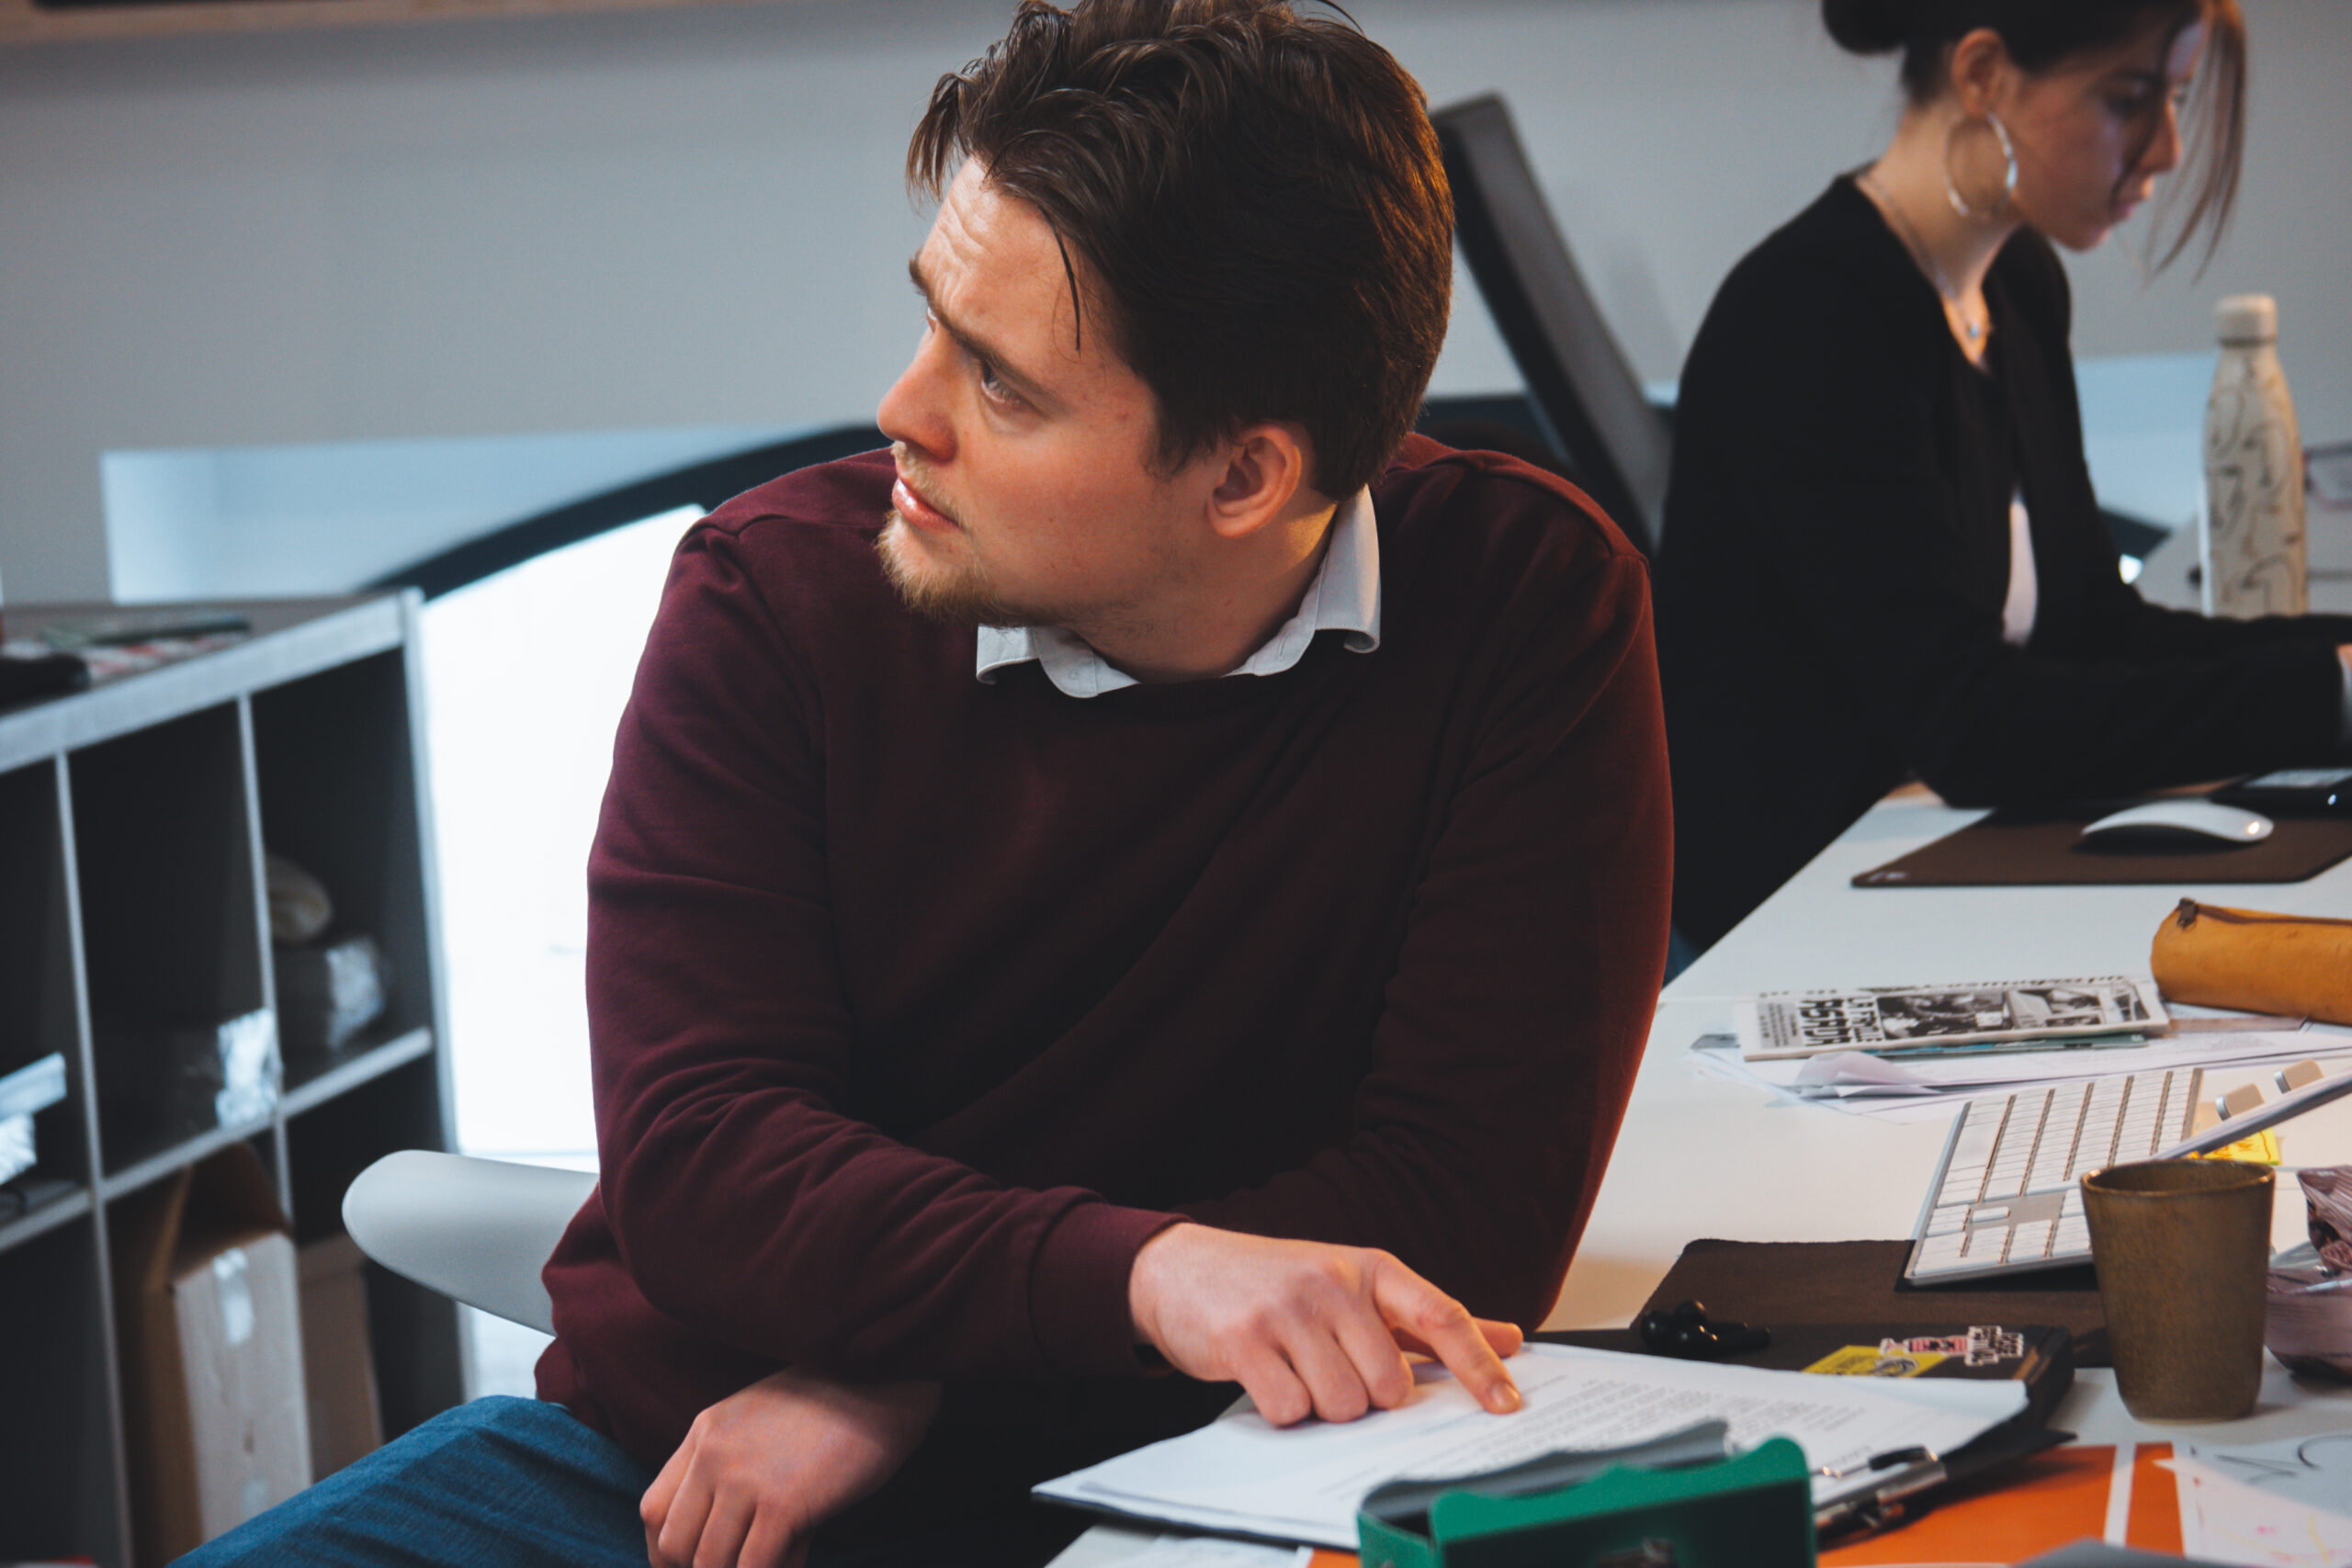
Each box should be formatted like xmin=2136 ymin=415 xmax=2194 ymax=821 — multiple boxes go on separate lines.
xmin=1206 ymin=423 xmax=1316 ymax=541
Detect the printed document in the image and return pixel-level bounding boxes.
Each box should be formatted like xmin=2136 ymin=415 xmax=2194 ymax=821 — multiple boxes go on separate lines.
xmin=1035 ymin=1343 xmax=2026 ymax=1548
xmin=1736 ymin=977 xmax=2165 ymax=1060
xmin=1689 ymin=1028 xmax=2347 ymax=1125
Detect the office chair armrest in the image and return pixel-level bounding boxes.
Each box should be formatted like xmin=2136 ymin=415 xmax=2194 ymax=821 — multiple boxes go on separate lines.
xmin=343 ymin=1149 xmax=596 ymax=1336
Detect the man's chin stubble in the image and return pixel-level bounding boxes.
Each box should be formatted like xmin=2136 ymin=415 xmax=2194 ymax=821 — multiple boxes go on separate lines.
xmin=876 ymin=512 xmax=1026 ymax=629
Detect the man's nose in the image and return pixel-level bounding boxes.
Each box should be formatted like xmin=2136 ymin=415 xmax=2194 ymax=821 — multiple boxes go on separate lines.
xmin=877 ymin=332 xmax=954 ymax=464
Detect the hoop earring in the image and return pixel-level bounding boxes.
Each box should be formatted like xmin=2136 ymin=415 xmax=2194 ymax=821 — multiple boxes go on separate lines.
xmin=1944 ymin=109 xmax=2017 ymax=221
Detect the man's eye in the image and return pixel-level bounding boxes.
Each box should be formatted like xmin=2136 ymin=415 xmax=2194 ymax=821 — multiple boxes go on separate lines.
xmin=977 ymin=360 xmax=1021 ymax=406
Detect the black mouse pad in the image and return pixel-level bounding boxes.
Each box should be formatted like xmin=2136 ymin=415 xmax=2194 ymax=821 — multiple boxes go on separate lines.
xmin=1543 ymin=1237 xmax=2109 ymax=1366
xmin=1854 ymin=799 xmax=2352 ymax=887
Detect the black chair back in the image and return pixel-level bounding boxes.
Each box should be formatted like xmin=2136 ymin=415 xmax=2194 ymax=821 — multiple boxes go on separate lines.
xmin=375 ymin=424 xmax=885 ymax=599
xmin=1434 ymin=95 xmax=1673 ymax=558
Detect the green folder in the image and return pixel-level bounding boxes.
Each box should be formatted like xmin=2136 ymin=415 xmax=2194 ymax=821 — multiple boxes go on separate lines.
xmin=1356 ymin=1436 xmax=1815 ymax=1568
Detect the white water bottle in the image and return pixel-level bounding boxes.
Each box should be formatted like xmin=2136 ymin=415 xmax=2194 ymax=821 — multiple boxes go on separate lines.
xmin=2201 ymin=293 xmax=2306 ymax=617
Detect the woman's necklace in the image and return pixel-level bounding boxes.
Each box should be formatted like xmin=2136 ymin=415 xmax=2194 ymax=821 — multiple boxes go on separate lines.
xmin=1858 ymin=169 xmax=1989 ymax=349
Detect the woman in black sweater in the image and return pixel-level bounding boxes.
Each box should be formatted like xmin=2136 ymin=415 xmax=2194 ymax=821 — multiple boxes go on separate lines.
xmin=1659 ymin=0 xmax=2352 ymax=953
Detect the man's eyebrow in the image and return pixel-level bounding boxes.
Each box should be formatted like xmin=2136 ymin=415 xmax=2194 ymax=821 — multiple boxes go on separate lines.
xmin=906 ymin=256 xmax=1057 ymax=407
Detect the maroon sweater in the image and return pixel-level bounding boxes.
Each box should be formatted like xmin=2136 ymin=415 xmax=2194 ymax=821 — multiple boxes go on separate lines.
xmin=537 ymin=435 xmax=1670 ymax=1518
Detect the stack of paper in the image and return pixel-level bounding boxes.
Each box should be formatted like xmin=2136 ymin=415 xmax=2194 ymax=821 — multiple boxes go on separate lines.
xmin=1690 ymin=1029 xmax=2348 ymax=1125
xmin=1035 ymin=1344 xmax=2025 ymax=1549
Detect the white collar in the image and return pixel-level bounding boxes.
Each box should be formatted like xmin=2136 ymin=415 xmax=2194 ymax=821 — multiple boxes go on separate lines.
xmin=974 ymin=486 xmax=1381 ymax=699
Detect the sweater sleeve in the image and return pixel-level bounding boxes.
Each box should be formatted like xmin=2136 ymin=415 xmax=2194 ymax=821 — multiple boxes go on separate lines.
xmin=1179 ymin=510 xmax=1670 ymax=1329
xmin=584 ymin=524 xmax=1181 ymax=1390
xmin=1716 ymin=251 xmax=2352 ymax=808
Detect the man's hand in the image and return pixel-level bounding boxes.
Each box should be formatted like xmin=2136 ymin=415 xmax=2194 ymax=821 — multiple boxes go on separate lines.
xmin=640 ymin=1368 xmax=940 ymax=1568
xmin=1127 ymin=1223 xmax=1524 ymax=1427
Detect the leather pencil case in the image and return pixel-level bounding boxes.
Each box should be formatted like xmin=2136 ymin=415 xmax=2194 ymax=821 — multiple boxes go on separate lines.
xmin=2149 ymin=899 xmax=2352 ymax=1026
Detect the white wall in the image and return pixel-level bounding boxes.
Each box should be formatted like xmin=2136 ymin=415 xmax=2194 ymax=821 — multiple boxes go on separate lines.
xmin=3 ymin=0 xmax=2346 ymax=601
xmin=99 ymin=423 xmax=794 ymax=599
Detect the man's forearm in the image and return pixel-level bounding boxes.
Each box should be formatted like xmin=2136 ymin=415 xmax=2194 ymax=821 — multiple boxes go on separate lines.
xmin=641 ymin=1370 xmax=941 ymax=1568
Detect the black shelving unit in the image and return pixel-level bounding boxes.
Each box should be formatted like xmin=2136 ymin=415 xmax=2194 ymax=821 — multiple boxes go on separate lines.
xmin=0 ymin=593 xmax=460 ymax=1565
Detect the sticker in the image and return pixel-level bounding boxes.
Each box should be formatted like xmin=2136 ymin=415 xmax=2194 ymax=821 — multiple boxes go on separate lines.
xmin=1965 ymin=1325 xmax=2024 ymax=1366
xmin=1806 ymin=1345 xmax=1947 ymax=1378
xmin=1884 ymin=1335 xmax=1970 ymax=1358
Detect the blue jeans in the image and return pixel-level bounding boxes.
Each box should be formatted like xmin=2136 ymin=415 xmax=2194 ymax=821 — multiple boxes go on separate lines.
xmin=177 ymin=1396 xmax=1086 ymax=1568
xmin=178 ymin=1397 xmax=657 ymax=1568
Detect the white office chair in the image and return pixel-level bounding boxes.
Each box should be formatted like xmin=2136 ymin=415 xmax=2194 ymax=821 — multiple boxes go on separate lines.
xmin=342 ymin=1150 xmax=595 ymax=1336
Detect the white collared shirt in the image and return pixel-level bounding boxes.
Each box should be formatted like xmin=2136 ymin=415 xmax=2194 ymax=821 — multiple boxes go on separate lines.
xmin=1999 ymin=492 xmax=2037 ymax=649
xmin=974 ymin=487 xmax=1382 ymax=699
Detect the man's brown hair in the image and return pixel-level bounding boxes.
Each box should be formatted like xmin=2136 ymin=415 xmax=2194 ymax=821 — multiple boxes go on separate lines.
xmin=909 ymin=0 xmax=1453 ymax=501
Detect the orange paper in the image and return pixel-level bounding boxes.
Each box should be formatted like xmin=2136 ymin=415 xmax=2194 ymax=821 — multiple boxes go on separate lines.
xmin=1820 ymin=1443 xmax=2177 ymax=1565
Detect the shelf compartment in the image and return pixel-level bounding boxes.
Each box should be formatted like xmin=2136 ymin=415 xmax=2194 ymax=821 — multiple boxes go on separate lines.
xmin=0 ymin=1213 xmax=127 ymax=1565
xmin=282 ymin=1025 xmax=435 ymax=1118
xmin=0 ymin=760 xmax=93 ymax=1201
xmin=252 ymin=650 xmax=436 ymax=1046
xmin=69 ymin=704 xmax=270 ymax=1178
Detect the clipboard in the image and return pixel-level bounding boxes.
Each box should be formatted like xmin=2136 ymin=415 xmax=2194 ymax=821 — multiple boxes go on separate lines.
xmin=1851 ymin=801 xmax=2352 ymax=888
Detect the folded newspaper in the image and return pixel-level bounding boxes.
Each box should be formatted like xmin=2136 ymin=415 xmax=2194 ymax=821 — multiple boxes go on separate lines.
xmin=1736 ymin=976 xmax=2168 ymax=1061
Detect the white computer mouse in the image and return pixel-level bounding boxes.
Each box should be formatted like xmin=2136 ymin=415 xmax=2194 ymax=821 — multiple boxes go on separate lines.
xmin=2077 ymin=799 xmax=2275 ymax=846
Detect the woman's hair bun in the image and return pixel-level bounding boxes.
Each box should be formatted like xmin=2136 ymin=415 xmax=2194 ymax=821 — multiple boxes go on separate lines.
xmin=1821 ymin=0 xmax=1917 ymax=55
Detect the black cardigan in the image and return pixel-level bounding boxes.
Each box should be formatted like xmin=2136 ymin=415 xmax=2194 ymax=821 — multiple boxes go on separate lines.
xmin=1658 ymin=178 xmax=2352 ymax=951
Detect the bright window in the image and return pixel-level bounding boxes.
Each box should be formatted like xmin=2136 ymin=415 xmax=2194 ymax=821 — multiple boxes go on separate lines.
xmin=421 ymin=503 xmax=701 ymax=1165
xmin=418 ymin=505 xmax=701 ymax=1395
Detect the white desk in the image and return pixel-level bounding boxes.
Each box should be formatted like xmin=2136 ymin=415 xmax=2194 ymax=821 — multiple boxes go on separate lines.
xmin=1055 ymin=787 xmax=2352 ymax=1566
xmin=1551 ymin=784 xmax=2352 ymax=1337
xmin=1544 ymin=781 xmax=2352 ymax=1491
